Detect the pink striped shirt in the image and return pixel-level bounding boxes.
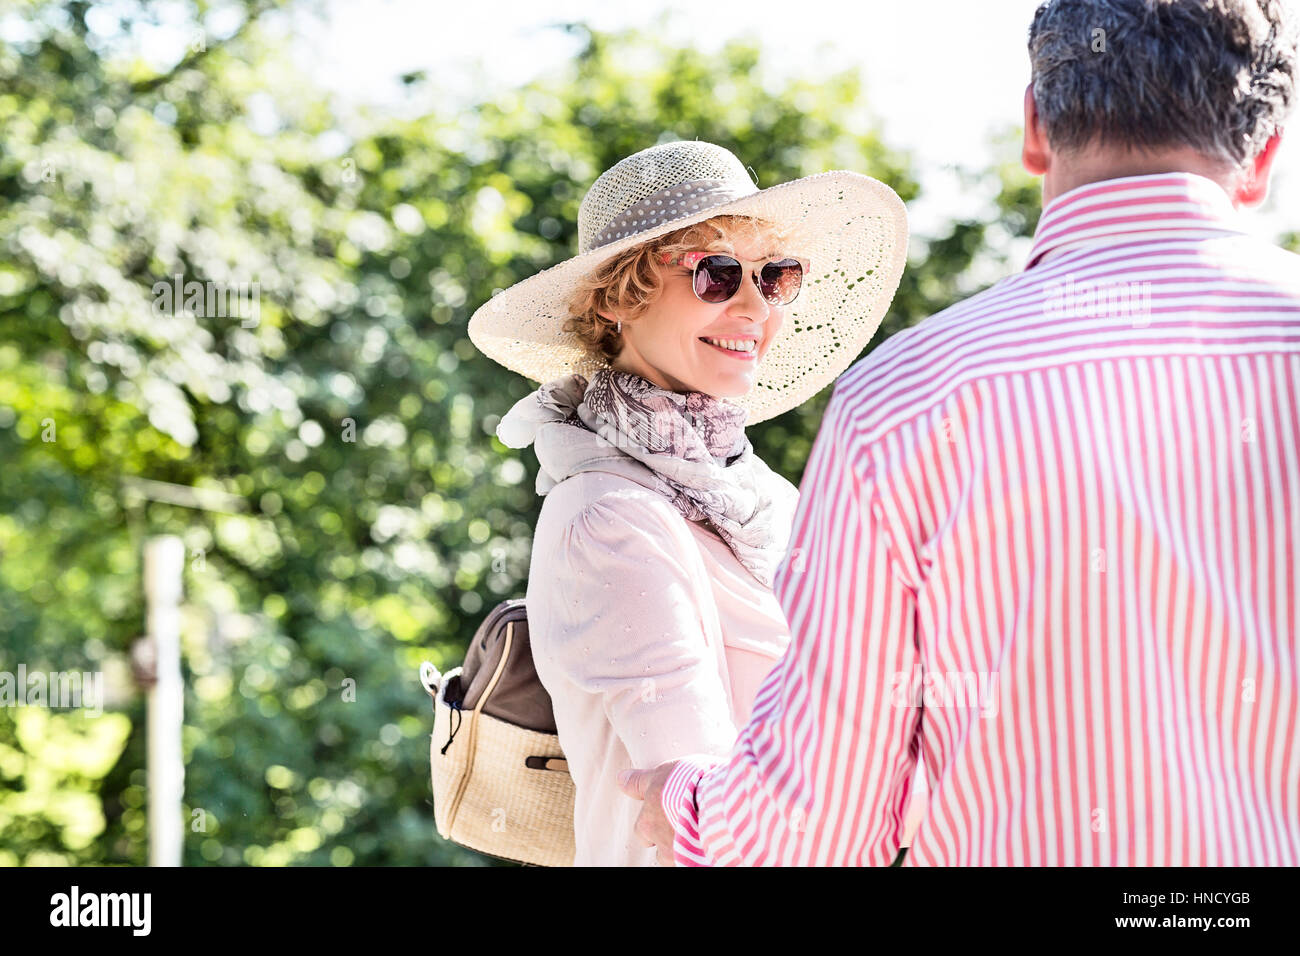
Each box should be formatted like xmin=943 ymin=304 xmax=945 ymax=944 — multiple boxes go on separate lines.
xmin=659 ymin=172 xmax=1300 ymax=866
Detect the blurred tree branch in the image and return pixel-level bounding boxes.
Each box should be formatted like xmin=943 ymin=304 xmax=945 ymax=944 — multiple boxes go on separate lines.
xmin=128 ymin=0 xmax=282 ymax=94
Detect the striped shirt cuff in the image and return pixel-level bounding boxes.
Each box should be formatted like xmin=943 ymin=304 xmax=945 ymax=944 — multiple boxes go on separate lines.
xmin=660 ymin=754 xmax=725 ymax=866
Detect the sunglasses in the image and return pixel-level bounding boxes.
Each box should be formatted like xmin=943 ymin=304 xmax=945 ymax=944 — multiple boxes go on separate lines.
xmin=660 ymin=251 xmax=810 ymax=306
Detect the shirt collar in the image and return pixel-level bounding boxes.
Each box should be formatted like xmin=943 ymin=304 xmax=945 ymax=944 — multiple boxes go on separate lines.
xmin=1025 ymin=171 xmax=1247 ymax=270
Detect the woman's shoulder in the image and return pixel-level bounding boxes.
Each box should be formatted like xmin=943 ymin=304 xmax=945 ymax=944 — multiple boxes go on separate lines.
xmin=536 ymin=470 xmax=688 ymax=541
xmin=526 ymin=473 xmax=711 ymax=640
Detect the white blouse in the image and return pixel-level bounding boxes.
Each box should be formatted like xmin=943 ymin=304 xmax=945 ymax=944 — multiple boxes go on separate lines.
xmin=526 ymin=469 xmax=797 ymax=866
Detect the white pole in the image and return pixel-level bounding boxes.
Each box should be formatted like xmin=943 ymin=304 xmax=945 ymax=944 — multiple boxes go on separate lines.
xmin=144 ymin=534 xmax=185 ymax=867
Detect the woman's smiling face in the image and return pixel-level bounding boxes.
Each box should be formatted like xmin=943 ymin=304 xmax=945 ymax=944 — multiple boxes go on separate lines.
xmin=606 ymin=232 xmax=789 ymax=399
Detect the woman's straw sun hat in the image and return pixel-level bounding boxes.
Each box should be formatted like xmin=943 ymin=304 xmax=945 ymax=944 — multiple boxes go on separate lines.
xmin=468 ymin=140 xmax=909 ymax=425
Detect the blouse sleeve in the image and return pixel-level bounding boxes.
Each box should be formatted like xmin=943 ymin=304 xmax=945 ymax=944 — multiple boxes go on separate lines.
xmin=530 ymin=489 xmax=740 ymax=770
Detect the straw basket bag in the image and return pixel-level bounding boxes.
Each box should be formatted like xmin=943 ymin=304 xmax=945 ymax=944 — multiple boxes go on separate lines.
xmin=419 ymin=598 xmax=576 ymax=867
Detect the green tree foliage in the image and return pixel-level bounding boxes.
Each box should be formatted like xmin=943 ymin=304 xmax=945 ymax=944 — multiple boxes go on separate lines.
xmin=1 ymin=0 xmax=1040 ymax=864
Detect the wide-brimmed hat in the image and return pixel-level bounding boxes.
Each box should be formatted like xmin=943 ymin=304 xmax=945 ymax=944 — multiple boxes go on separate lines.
xmin=468 ymin=140 xmax=908 ymax=425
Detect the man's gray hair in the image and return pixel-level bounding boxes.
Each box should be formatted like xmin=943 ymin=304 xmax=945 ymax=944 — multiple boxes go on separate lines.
xmin=1028 ymin=0 xmax=1298 ymax=165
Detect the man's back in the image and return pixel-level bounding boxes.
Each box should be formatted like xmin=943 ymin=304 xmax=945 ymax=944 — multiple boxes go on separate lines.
xmin=640 ymin=0 xmax=1300 ymax=870
xmin=838 ymin=172 xmax=1300 ymax=864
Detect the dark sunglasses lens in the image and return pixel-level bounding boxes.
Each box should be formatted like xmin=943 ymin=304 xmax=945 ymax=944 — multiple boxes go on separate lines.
xmin=759 ymin=259 xmax=804 ymax=305
xmin=693 ymin=256 xmax=743 ymax=303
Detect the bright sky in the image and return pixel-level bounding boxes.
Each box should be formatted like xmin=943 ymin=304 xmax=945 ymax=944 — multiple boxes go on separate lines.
xmin=281 ymin=0 xmax=1300 ymax=245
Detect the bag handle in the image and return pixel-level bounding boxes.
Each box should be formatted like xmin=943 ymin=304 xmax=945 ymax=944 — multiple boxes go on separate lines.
xmin=419 ymin=661 xmax=465 ymax=706
xmin=419 ymin=661 xmax=442 ymax=698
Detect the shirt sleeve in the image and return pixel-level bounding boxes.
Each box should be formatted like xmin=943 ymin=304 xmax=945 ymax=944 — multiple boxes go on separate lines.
xmin=534 ymin=489 xmax=740 ymax=772
xmin=659 ymin=385 xmax=925 ymax=866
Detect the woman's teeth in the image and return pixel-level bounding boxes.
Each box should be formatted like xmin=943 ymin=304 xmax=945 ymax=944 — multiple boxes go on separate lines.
xmin=700 ymin=337 xmax=756 ymax=353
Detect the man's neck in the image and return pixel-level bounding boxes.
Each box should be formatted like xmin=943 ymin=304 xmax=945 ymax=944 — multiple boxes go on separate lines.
xmin=1043 ymin=146 xmax=1239 ymax=207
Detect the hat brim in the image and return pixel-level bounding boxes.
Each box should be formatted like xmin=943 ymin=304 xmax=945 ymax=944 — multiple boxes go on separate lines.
xmin=468 ymin=170 xmax=909 ymax=425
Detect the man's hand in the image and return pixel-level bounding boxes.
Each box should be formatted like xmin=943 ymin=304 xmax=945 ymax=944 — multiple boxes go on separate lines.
xmin=617 ymin=760 xmax=680 ymax=866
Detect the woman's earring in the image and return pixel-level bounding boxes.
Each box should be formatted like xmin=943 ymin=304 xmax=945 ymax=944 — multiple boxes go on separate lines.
xmin=616 ymin=320 xmax=622 ymax=334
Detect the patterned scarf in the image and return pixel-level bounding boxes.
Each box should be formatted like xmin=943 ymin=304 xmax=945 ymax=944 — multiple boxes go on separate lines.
xmin=496 ymin=367 xmax=796 ymax=588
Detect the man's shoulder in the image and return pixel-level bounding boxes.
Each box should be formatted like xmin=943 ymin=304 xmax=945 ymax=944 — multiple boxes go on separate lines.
xmin=831 ymin=231 xmax=1300 ymax=444
xmin=1209 ymin=235 xmax=1300 ymax=286
xmin=832 ymin=275 xmax=1027 ymax=431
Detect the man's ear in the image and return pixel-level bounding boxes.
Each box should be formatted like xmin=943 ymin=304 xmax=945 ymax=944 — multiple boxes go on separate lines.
xmin=1233 ymin=130 xmax=1284 ymax=207
xmin=1022 ymin=83 xmax=1050 ymax=176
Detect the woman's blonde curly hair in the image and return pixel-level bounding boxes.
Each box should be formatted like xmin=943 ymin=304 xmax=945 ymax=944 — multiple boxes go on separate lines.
xmin=564 ymin=214 xmax=797 ymax=365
